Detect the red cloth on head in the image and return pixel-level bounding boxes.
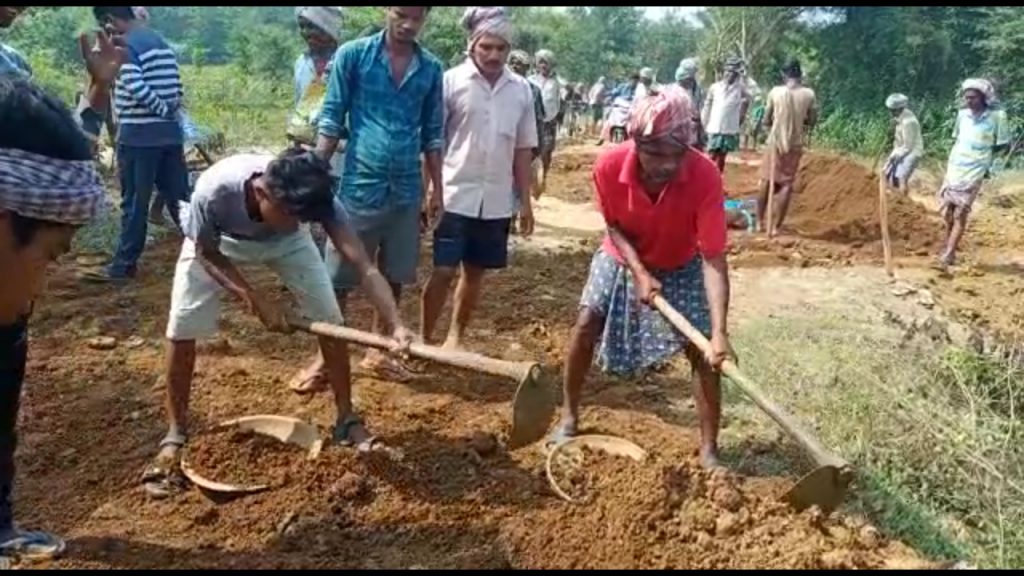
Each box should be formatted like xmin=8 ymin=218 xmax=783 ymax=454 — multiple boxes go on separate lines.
xmin=627 ymin=85 xmax=694 ymax=147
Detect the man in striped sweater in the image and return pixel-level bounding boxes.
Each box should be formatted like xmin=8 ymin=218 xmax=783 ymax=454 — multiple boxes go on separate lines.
xmin=88 ymin=6 xmax=190 ymax=283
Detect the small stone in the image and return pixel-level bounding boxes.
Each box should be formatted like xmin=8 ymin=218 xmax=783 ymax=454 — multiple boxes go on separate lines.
xmin=468 ymin=431 xmax=498 ymax=456
xmin=60 ymin=448 xmax=77 ymax=459
xmin=917 ymin=290 xmax=935 ymax=309
xmin=711 ymin=485 xmax=743 ymax=512
xmin=857 ymin=525 xmax=882 ymax=549
xmin=715 ymin=512 xmax=739 ymax=536
xmin=86 ymin=336 xmax=117 ymax=351
xmin=276 ymin=511 xmax=297 ymax=535
xmin=330 ymin=472 xmax=369 ymax=500
xmin=124 ymin=336 xmax=146 ymax=349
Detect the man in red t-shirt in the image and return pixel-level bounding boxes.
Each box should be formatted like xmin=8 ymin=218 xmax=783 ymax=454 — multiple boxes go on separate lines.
xmin=553 ymin=87 xmax=734 ymax=469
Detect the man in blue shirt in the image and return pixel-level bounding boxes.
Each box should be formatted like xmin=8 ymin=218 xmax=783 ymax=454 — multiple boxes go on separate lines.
xmin=294 ymin=6 xmax=443 ymax=389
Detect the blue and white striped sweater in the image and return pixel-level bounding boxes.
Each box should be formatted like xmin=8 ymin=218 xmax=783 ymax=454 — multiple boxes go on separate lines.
xmin=114 ymin=27 xmax=184 ymax=147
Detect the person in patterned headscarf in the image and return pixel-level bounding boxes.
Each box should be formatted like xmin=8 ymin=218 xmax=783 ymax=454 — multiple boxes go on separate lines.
xmin=551 ymin=86 xmax=734 ymax=470
xmin=1 ymin=76 xmax=108 ymax=562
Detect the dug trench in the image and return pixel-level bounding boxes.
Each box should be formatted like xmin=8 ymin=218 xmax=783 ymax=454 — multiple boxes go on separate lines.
xmin=14 ymin=145 xmax=970 ymax=569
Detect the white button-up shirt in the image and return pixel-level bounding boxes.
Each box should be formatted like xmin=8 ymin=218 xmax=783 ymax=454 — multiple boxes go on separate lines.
xmin=443 ymin=61 xmax=539 ymax=220
xmin=529 ymin=72 xmax=562 ymax=123
xmin=702 ymin=79 xmax=750 ymax=136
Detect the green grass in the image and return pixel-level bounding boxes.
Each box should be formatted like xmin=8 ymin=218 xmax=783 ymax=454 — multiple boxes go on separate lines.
xmin=731 ymin=314 xmax=1024 ymax=568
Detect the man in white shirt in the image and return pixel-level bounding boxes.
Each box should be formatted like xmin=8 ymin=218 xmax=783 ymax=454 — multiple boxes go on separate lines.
xmin=702 ymin=57 xmax=750 ymax=173
xmin=635 ymin=67 xmax=655 ymax=102
xmin=882 ymin=93 xmax=924 ymax=197
xmin=529 ymin=48 xmax=561 ymax=196
xmin=419 ymin=7 xmax=537 ymax=349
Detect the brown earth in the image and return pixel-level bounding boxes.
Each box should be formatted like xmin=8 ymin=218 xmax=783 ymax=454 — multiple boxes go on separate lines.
xmin=511 ymin=440 xmax=921 ymax=569
xmin=186 ymin=428 xmax=307 ymax=489
xmin=14 ymin=141 xmax=1013 ymax=569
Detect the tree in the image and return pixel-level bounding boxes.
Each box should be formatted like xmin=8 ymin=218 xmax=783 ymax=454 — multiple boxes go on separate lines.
xmin=696 ymin=7 xmax=806 ymax=83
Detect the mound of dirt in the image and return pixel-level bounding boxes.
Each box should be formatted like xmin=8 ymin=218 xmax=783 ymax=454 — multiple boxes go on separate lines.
xmin=186 ymin=428 xmax=307 ymax=488
xmin=504 ymin=448 xmax=928 ymax=570
xmin=789 ymin=154 xmax=943 ymax=253
xmin=548 ymin=150 xmax=599 ymax=203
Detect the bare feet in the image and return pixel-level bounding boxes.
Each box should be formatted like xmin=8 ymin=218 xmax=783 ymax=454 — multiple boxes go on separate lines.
xmin=700 ymin=446 xmax=725 ymax=470
xmin=441 ymin=335 xmax=464 ymax=352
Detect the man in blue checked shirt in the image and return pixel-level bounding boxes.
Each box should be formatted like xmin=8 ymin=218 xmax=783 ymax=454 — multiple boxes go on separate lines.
xmin=293 ymin=6 xmax=443 ymax=389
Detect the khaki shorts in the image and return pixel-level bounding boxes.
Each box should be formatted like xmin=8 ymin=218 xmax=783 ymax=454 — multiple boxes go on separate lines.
xmin=166 ymin=228 xmax=343 ymax=340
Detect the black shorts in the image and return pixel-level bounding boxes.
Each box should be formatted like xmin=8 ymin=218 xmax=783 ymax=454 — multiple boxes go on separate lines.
xmin=432 ymin=212 xmax=512 ymax=270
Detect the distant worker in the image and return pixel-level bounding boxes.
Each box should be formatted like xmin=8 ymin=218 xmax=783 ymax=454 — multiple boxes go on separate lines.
xmin=702 ymin=56 xmax=750 ymax=173
xmin=935 ymin=79 xmax=1010 ymax=271
xmin=289 ymin=7 xmax=344 ymax=174
xmin=635 ymin=67 xmax=655 ymax=102
xmin=675 ymin=57 xmax=705 ymax=149
xmin=757 ymin=58 xmax=817 ymax=237
xmin=508 ymin=49 xmax=546 ymax=219
xmin=882 ymin=93 xmax=923 ymax=197
xmin=587 ymin=76 xmax=607 ymax=137
xmin=529 ymin=49 xmax=562 ymax=197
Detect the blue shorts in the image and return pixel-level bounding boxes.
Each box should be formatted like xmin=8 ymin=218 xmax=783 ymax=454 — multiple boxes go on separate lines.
xmin=432 ymin=212 xmax=511 ymax=270
xmin=325 ymin=203 xmax=421 ymax=292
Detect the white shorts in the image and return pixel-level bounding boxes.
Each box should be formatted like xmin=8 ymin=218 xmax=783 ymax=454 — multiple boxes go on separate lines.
xmin=166 ymin=228 xmax=343 ymax=340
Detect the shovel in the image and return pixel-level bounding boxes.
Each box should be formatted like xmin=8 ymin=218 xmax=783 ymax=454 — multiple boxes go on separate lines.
xmin=290 ymin=318 xmax=555 ymax=449
xmin=651 ymin=295 xmax=853 ymax=513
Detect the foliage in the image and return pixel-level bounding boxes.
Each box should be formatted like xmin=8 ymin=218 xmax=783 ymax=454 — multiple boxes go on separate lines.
xmin=5 ymin=5 xmax=1023 ymax=162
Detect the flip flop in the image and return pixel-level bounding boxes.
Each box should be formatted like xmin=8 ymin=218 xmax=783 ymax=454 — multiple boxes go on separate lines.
xmin=332 ymin=414 xmax=382 ymax=454
xmin=141 ymin=441 xmax=189 ymax=499
xmin=287 ymin=367 xmax=329 ymax=394
xmin=0 ymin=530 xmax=67 ymax=561
xmin=359 ymin=354 xmax=417 ymax=383
xmin=141 ymin=461 xmax=189 ymax=499
xmin=543 ymin=420 xmax=578 ymax=452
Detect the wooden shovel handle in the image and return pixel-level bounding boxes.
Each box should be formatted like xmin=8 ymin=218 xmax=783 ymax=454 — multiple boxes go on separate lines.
xmin=650 ymin=295 xmax=848 ymax=471
xmin=878 ymin=172 xmax=894 ymax=277
xmin=292 ymin=318 xmax=538 ymax=383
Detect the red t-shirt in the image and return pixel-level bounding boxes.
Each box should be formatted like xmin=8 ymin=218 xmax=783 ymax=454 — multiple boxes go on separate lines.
xmin=593 ymin=141 xmax=727 ymax=270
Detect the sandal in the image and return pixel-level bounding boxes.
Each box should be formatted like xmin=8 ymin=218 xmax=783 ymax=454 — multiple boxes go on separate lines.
xmin=332 ymin=414 xmax=382 ymax=453
xmin=141 ymin=439 xmax=189 ymax=499
xmin=0 ymin=529 xmax=66 ymax=561
xmin=359 ymin=353 xmax=418 ymax=383
xmin=287 ymin=366 xmax=329 ymax=394
xmin=544 ymin=419 xmax=578 ymax=452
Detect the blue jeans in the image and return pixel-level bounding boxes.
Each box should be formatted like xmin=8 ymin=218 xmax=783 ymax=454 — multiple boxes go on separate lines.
xmin=108 ymin=145 xmax=190 ymax=277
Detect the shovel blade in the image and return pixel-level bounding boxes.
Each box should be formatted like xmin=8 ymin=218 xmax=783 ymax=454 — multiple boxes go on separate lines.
xmin=784 ymin=465 xmax=850 ymax=514
xmin=507 ymin=366 xmax=555 ymax=450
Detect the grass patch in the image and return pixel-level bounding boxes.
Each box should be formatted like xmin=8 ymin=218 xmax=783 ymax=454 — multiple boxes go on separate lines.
xmin=731 ymin=314 xmax=1024 ymax=568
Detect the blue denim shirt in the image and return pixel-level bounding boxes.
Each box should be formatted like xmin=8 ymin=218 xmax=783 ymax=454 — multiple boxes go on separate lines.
xmin=318 ymin=31 xmax=444 ymax=215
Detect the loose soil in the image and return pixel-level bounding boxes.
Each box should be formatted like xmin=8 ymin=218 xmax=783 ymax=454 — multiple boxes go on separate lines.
xmin=186 ymin=428 xmax=307 ymax=489
xmin=511 ymin=439 xmax=922 ymax=569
